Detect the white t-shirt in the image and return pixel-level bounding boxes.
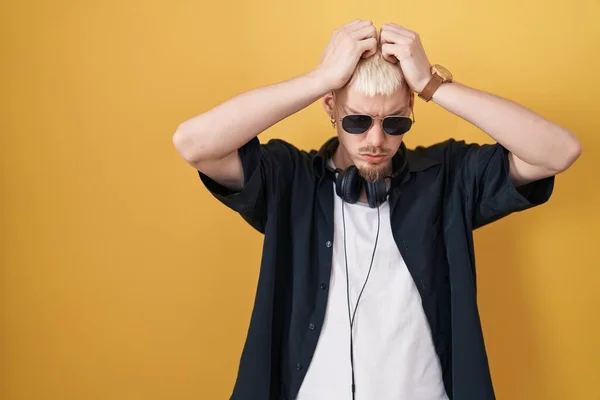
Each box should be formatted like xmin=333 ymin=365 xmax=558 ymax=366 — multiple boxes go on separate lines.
xmin=296 ymin=163 xmax=449 ymax=400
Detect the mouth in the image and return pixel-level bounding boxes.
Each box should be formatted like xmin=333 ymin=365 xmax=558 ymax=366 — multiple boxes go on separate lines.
xmin=360 ymin=154 xmax=388 ymax=163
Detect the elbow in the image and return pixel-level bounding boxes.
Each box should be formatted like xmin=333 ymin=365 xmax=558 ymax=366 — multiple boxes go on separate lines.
xmin=172 ymin=124 xmax=206 ymax=165
xmin=554 ymin=136 xmax=583 ymax=173
xmin=172 ymin=127 xmax=194 ymax=162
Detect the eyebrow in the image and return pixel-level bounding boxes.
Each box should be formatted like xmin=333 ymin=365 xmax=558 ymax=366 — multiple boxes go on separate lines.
xmin=344 ymin=105 xmax=408 ymax=116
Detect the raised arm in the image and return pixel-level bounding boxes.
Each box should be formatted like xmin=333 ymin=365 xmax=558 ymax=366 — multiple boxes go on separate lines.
xmin=172 ymin=19 xmax=379 ymax=191
xmin=379 ymin=23 xmax=582 ymax=187
xmin=427 ymin=82 xmax=582 ymax=186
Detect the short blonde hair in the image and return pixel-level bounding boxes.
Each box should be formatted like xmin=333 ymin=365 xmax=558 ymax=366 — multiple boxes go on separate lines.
xmin=346 ymin=51 xmax=407 ymax=96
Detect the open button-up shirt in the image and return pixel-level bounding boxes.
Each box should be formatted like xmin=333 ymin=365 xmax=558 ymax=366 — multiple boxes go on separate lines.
xmin=198 ymin=135 xmax=554 ymax=400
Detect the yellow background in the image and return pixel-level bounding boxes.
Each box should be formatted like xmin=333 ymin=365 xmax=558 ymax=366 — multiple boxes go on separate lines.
xmin=2 ymin=0 xmax=599 ymax=399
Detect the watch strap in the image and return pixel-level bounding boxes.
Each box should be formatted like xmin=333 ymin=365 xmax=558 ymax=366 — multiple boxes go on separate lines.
xmin=418 ymin=74 xmax=444 ymax=102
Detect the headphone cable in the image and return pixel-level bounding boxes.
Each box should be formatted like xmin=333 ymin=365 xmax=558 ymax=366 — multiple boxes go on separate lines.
xmin=342 ymin=202 xmax=381 ymax=400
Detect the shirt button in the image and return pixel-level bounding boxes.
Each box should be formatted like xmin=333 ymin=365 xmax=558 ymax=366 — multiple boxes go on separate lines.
xmin=320 ymin=283 xmax=327 ymax=290
xmin=309 ymin=323 xmax=315 ymax=331
xmin=325 ymin=241 xmax=332 ymax=248
xmin=296 ymin=363 xmax=302 ymax=370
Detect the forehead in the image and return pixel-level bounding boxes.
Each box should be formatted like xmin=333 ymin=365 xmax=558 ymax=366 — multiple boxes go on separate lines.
xmin=338 ymin=85 xmax=410 ymax=117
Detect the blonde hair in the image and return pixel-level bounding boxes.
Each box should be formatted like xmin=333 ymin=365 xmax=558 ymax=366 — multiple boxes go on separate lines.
xmin=346 ymin=51 xmax=407 ymax=96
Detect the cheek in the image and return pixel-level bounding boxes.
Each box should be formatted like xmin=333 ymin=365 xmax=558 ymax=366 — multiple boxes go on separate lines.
xmin=388 ymin=135 xmax=404 ymax=149
xmin=340 ymin=134 xmax=362 ymax=154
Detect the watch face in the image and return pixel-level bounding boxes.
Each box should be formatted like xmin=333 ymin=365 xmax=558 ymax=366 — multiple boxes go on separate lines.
xmin=433 ymin=64 xmax=453 ymax=81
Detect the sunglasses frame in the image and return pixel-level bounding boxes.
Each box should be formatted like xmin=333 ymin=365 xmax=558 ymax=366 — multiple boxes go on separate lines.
xmin=330 ymin=90 xmax=416 ymax=135
xmin=337 ymin=110 xmax=416 ymax=136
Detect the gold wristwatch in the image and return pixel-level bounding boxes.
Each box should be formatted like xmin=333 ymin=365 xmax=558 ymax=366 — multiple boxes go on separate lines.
xmin=418 ymin=64 xmax=453 ymax=102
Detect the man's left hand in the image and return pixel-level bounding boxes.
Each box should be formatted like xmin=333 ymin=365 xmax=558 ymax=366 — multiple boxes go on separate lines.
xmin=380 ymin=24 xmax=433 ymax=93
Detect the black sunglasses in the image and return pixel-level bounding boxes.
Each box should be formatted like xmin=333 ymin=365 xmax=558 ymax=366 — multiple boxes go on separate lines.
xmin=339 ymin=112 xmax=415 ymax=136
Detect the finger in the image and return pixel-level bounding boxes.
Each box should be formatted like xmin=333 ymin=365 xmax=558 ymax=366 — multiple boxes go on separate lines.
xmin=351 ymin=24 xmax=377 ymax=40
xmin=381 ymin=23 xmax=417 ymax=39
xmin=380 ymin=28 xmax=411 ymax=45
xmin=381 ymin=43 xmax=399 ymax=63
xmin=381 ymin=42 xmax=413 ymax=61
xmin=345 ymin=19 xmax=363 ymax=28
xmin=359 ymin=37 xmax=378 ymax=58
xmin=381 ymin=23 xmax=412 ymax=33
xmin=350 ymin=19 xmax=373 ymax=29
xmin=343 ymin=19 xmax=370 ymax=33
xmin=381 ymin=27 xmax=414 ymax=42
xmin=337 ymin=19 xmax=362 ymax=34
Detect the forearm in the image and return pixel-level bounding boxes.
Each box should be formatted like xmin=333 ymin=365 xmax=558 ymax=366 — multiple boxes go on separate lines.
xmin=431 ymin=81 xmax=582 ymax=172
xmin=173 ymin=69 xmax=329 ymax=163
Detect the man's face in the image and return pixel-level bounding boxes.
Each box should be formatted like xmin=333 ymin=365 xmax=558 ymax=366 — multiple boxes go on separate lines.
xmin=324 ymin=84 xmax=414 ymax=182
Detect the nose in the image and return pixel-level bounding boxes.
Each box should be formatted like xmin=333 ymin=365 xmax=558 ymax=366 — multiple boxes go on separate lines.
xmin=365 ymin=120 xmax=385 ymax=148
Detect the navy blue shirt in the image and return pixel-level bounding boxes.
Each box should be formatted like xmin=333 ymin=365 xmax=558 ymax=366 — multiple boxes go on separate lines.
xmin=198 ymin=135 xmax=554 ymax=400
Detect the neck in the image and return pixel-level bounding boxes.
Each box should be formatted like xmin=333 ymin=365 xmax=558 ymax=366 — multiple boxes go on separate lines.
xmin=332 ymin=146 xmax=353 ymax=171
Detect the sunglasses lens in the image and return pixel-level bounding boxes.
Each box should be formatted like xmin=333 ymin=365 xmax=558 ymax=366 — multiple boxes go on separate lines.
xmin=382 ymin=117 xmax=412 ymax=135
xmin=342 ymin=115 xmax=372 ymax=134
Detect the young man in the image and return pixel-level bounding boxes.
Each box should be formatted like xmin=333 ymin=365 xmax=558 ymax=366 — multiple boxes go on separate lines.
xmin=173 ymin=19 xmax=581 ymax=400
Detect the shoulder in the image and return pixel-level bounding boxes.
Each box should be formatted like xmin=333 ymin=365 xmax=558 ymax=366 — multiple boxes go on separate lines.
xmin=408 ymin=138 xmax=477 ymax=157
xmin=404 ymin=139 xmax=458 ymax=172
xmin=235 ymin=137 xmax=314 ymax=176
xmin=259 ymin=137 xmax=331 ymax=172
xmin=255 ymin=137 xmax=313 ymax=162
xmin=406 ymin=138 xmax=497 ymax=170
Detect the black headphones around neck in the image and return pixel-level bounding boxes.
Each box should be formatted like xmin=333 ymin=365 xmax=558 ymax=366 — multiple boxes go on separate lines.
xmin=334 ymin=166 xmax=388 ymax=208
xmin=328 ymin=142 xmax=408 ymax=208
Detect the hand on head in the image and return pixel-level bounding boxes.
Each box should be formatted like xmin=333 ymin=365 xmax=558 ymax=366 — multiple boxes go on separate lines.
xmin=379 ymin=23 xmax=433 ymax=93
xmin=316 ymin=20 xmax=433 ymax=94
xmin=316 ymin=19 xmax=379 ymax=92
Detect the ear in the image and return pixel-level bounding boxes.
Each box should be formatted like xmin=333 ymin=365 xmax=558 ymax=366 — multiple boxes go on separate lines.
xmin=322 ymin=91 xmax=335 ymax=118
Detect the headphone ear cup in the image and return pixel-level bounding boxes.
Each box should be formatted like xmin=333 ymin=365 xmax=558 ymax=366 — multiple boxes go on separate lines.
xmin=336 ymin=165 xmax=362 ymax=204
xmin=365 ymin=180 xmax=388 ymax=208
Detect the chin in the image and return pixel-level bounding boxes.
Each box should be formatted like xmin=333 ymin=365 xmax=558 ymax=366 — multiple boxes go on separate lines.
xmin=357 ymin=160 xmax=391 ymax=183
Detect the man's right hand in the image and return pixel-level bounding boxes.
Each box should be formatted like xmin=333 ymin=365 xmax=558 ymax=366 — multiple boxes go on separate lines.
xmin=174 ymin=20 xmax=378 ymax=192
xmin=315 ymin=19 xmax=378 ymax=91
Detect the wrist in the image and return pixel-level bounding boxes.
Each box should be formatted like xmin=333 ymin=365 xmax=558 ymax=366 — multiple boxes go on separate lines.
xmin=303 ymin=68 xmax=337 ymax=97
xmin=417 ymin=64 xmax=453 ymax=101
xmin=415 ymin=73 xmax=433 ymax=94
xmin=306 ymin=67 xmax=337 ymax=93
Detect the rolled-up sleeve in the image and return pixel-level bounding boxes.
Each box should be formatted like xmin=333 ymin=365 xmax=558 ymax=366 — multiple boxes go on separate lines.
xmin=198 ymin=137 xmax=297 ymax=233
xmin=451 ymin=140 xmax=555 ymax=229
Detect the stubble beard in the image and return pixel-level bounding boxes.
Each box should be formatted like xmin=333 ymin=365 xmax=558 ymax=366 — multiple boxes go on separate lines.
xmin=359 ymin=162 xmax=392 ymax=183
